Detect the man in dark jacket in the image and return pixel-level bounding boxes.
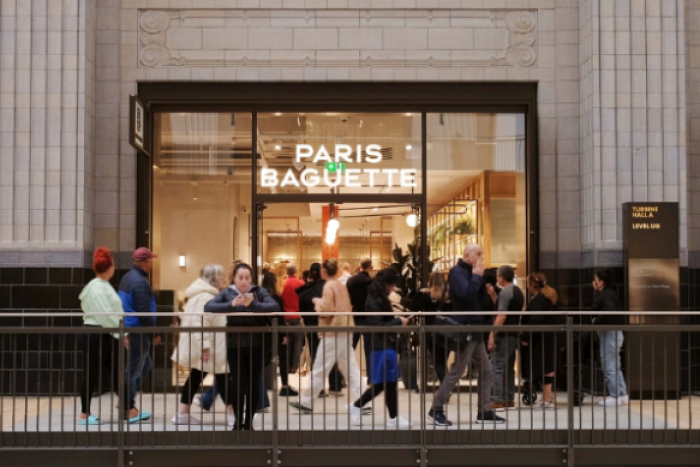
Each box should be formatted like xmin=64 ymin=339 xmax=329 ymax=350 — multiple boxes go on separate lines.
xmin=118 ymin=247 xmax=158 ymax=422
xmin=346 ymin=257 xmax=374 ymax=382
xmin=428 ymin=244 xmax=504 ymax=426
xmin=295 ymin=263 xmax=341 ymax=395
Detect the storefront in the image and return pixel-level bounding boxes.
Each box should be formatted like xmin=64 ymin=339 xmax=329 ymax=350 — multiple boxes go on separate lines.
xmin=135 ymin=83 xmax=538 ymax=300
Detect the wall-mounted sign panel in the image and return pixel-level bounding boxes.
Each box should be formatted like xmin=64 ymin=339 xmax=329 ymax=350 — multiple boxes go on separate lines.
xmin=129 ymin=95 xmax=150 ymax=156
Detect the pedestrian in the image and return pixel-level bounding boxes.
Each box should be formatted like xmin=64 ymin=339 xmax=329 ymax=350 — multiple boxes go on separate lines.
xmin=204 ymin=263 xmax=280 ymax=431
xmin=591 ymin=268 xmax=629 ymax=407
xmin=290 ymin=258 xmax=366 ymax=425
xmin=279 ymin=264 xmax=305 ymax=396
xmin=171 ymin=264 xmax=235 ymax=427
xmin=295 ymin=263 xmax=341 ymax=397
xmin=521 ymin=271 xmax=560 ymax=409
xmin=119 ymin=247 xmax=159 ymax=423
xmin=346 ymin=258 xmax=374 ymax=384
xmin=411 ymin=272 xmax=451 ymax=385
xmin=77 ymin=247 xmax=132 ymax=425
xmin=352 ymin=269 xmax=411 ymax=428
xmin=427 ymin=244 xmax=505 ymax=426
xmin=487 ymin=265 xmax=524 ymax=411
xmin=338 ymin=262 xmax=353 ymax=285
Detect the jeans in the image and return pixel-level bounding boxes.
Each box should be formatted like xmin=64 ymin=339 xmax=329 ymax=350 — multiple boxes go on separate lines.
xmin=127 ymin=333 xmax=152 ymax=408
xmin=432 ymin=340 xmax=492 ymax=415
xmin=491 ymin=335 xmax=518 ymax=403
xmin=201 ymin=376 xmax=270 ymax=411
xmin=597 ymin=330 xmax=627 ymax=397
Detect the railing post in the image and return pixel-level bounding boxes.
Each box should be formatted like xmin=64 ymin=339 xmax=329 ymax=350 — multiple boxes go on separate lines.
xmin=418 ymin=317 xmax=427 ymax=467
xmin=272 ymin=317 xmax=279 ymax=466
xmin=118 ymin=318 xmax=125 ymax=467
xmin=566 ymin=316 xmax=575 ymax=467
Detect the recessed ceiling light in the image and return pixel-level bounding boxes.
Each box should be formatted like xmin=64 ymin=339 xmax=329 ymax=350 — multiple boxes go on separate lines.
xmin=193 ymin=197 xmax=198 ymax=201
xmin=406 ymin=113 xmax=412 ymax=116
xmin=274 ymin=145 xmax=281 ymax=150
xmin=275 ymin=113 xmax=282 ymax=116
xmin=406 ymin=144 xmax=412 ymax=150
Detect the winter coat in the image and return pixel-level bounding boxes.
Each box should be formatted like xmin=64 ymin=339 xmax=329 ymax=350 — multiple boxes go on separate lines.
xmin=592 ymin=287 xmax=625 ymax=326
xmin=172 ymin=278 xmax=228 ymax=374
xmin=448 ymin=259 xmax=486 ymax=341
xmin=316 ymin=278 xmax=354 ymax=329
xmin=347 ymin=271 xmax=373 ymax=324
xmin=118 ymin=265 xmax=156 ymax=328
xmin=365 ymin=292 xmax=403 ymax=350
xmin=204 ymin=284 xmax=280 ymax=348
xmin=295 ymin=279 xmax=325 ymax=326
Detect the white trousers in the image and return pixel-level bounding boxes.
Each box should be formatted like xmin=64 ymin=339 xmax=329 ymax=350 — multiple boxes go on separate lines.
xmin=300 ymin=333 xmax=366 ymax=409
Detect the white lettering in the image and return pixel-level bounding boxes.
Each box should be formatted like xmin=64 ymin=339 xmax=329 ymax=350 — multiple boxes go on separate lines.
xmin=400 ymin=169 xmax=417 ymax=187
xmin=261 ymin=168 xmax=278 ymax=187
xmin=281 ymin=169 xmax=300 ymax=187
xmin=335 ymin=144 xmax=353 ymax=163
xmin=365 ymin=169 xmax=380 ymax=187
xmin=314 ymin=145 xmax=332 ymax=163
xmin=296 ymin=144 xmax=313 ymax=162
xmin=365 ymin=144 xmax=382 ymax=163
xmin=301 ymin=168 xmax=320 ymax=187
xmin=345 ymin=168 xmax=361 ymax=187
xmin=356 ymin=144 xmax=363 ymax=163
xmin=384 ymin=168 xmax=399 ymax=187
xmin=323 ymin=169 xmax=342 ymax=187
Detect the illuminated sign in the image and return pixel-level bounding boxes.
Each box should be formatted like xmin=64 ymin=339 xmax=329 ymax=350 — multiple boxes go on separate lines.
xmin=261 ymin=144 xmax=417 ymax=189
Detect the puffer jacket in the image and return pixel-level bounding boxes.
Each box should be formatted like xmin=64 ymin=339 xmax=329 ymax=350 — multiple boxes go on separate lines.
xmin=118 ymin=265 xmax=156 ymax=328
xmin=172 ymin=278 xmax=228 ymax=374
xmin=204 ymin=284 xmax=280 ymax=348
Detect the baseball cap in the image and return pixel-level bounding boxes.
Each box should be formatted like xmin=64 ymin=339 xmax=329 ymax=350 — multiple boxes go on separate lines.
xmin=132 ymin=247 xmax=158 ymax=261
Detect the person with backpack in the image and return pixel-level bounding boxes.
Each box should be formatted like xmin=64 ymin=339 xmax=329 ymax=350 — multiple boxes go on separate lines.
xmin=351 ymin=269 xmax=411 ymax=428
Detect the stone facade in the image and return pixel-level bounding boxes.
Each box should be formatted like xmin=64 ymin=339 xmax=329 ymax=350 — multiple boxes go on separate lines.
xmin=0 ymin=0 xmax=697 ymax=276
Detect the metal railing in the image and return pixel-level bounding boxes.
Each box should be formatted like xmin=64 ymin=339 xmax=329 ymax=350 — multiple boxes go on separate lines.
xmin=1 ymin=311 xmax=699 ymax=467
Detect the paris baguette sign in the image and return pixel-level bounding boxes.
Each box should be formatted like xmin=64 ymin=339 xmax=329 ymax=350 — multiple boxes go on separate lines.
xmin=261 ymin=144 xmax=417 ymax=189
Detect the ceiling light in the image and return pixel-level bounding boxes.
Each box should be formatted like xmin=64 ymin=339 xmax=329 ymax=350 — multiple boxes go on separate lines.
xmin=359 ymin=120 xmax=363 ymax=128
xmin=274 ymin=145 xmax=281 ymax=150
xmin=327 ymin=218 xmax=340 ymax=231
xmin=153 ymin=165 xmax=158 ymax=169
xmin=193 ymin=197 xmax=198 ymax=201
xmin=406 ymin=113 xmax=412 ymax=116
xmin=372 ymin=207 xmax=378 ymax=212
xmin=406 ymin=214 xmax=418 ymax=228
xmin=275 ymin=112 xmax=281 ymax=116
xmin=406 ymin=144 xmax=412 ymax=150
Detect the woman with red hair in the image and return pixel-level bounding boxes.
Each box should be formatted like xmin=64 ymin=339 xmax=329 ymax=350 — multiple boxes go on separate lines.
xmin=78 ymin=247 xmax=142 ymax=425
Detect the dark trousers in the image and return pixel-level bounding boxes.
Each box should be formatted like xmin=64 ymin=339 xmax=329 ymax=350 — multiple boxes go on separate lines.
xmin=354 ymin=382 xmax=398 ymax=418
xmin=79 ymin=329 xmax=129 ymax=416
xmin=352 ymin=331 xmax=372 ymax=378
xmin=180 ymin=369 xmax=231 ymax=405
xmin=227 ymin=347 xmax=264 ymax=429
xmin=426 ymin=335 xmax=448 ymax=384
xmin=308 ymin=331 xmax=343 ymax=391
xmin=279 ymin=321 xmax=302 ymax=387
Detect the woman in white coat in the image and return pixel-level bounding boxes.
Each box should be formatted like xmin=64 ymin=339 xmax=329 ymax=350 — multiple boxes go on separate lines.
xmin=172 ymin=264 xmax=234 ymax=425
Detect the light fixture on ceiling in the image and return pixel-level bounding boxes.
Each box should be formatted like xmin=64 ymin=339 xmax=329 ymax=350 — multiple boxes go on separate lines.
xmin=406 ymin=144 xmax=412 ymax=150
xmin=275 ymin=112 xmax=282 ymax=116
xmin=153 ymin=165 xmax=158 ymax=169
xmin=325 ymin=204 xmax=340 ymax=245
xmin=406 ymin=213 xmax=418 ymax=228
xmin=178 ymin=255 xmax=186 ymax=268
xmin=297 ymin=116 xmax=301 ymax=127
xmin=193 ymin=197 xmax=198 ymax=201
xmin=274 ymin=145 xmax=281 ymax=150
xmin=406 ymin=113 xmax=412 ymax=116
xmin=359 ymin=119 xmax=363 ymax=128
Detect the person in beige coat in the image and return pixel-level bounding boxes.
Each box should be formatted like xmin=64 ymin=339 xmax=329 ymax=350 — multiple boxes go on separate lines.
xmin=171 ymin=264 xmax=234 ymax=426
xmin=290 ymin=258 xmax=367 ymax=425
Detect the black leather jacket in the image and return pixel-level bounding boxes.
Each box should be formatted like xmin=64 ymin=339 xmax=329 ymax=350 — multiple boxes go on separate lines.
xmin=365 ymin=293 xmax=403 ymax=351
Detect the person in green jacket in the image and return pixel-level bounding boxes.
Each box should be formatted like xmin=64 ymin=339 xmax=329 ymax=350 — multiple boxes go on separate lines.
xmin=78 ymin=247 xmax=144 ymax=425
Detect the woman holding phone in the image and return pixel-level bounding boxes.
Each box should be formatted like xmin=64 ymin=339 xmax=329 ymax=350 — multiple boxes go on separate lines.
xmin=204 ymin=263 xmax=280 ymax=430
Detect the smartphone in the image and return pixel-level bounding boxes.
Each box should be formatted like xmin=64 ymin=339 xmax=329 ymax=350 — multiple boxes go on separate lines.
xmin=244 ymin=293 xmax=254 ymax=300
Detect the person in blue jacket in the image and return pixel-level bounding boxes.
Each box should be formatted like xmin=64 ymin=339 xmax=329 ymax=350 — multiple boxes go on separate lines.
xmin=427 ymin=243 xmax=505 ymax=427
xmin=119 ymin=247 xmax=158 ymax=423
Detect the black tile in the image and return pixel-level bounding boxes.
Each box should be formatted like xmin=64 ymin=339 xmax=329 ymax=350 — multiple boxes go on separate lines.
xmin=11 ymin=286 xmax=60 ymax=309
xmin=24 ymin=268 xmax=48 ymax=284
xmin=84 ymin=268 xmax=96 ymax=283
xmin=0 ymin=268 xmax=24 ymax=284
xmin=72 ymin=268 xmax=85 ymax=285
xmin=0 ymin=286 xmax=9 ymax=308
xmin=60 ymin=286 xmax=82 ymax=309
xmin=49 ymin=268 xmax=73 ymax=284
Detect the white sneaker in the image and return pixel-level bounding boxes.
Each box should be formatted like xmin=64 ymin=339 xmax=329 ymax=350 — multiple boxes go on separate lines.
xmin=618 ymin=395 xmax=629 ymax=405
xmin=537 ymin=401 xmax=555 ymax=409
xmin=227 ymin=414 xmax=236 ymax=427
xmin=599 ymin=396 xmax=622 ymax=407
xmin=347 ymin=404 xmax=363 ymax=426
xmin=387 ymin=416 xmax=412 ymax=429
xmin=172 ymin=414 xmax=201 ymax=425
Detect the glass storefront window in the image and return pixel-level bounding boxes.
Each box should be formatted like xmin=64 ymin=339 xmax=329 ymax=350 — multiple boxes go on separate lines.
xmin=426 ymin=113 xmax=527 ymax=281
xmin=256 ymin=113 xmax=422 ymax=194
xmin=152 ymin=113 xmax=253 ymax=294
